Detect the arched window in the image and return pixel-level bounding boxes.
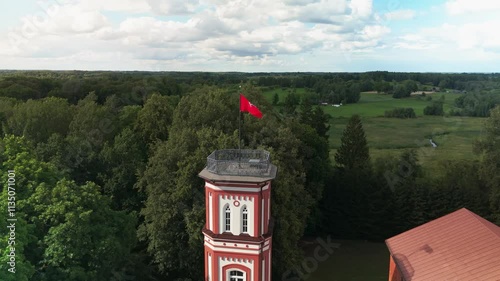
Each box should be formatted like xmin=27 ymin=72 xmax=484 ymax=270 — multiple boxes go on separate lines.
xmin=225 ymin=205 xmax=231 ymax=232
xmin=242 ymin=206 xmax=248 ymax=233
xmin=228 ymin=270 xmax=244 ymax=281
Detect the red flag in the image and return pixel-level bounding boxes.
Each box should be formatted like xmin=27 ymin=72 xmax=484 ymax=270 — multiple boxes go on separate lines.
xmin=240 ymin=94 xmax=263 ymax=119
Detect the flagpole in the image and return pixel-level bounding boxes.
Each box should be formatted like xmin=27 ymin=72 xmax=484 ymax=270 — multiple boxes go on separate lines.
xmin=238 ymin=90 xmax=242 ymax=167
xmin=239 ymin=107 xmax=241 ymax=152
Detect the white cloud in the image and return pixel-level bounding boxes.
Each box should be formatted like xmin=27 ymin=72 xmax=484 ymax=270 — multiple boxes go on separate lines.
xmin=283 ymin=0 xmax=319 ymax=5
xmin=295 ymin=0 xmax=350 ymax=23
xmin=420 ymin=21 xmax=500 ymax=51
xmin=393 ymin=18 xmax=500 ymax=63
xmin=0 ymin=0 xmax=396 ymax=70
xmin=92 ymin=0 xmax=384 ymax=59
xmin=147 ymin=0 xmax=200 ymax=15
xmin=10 ymin=4 xmax=110 ymax=37
xmin=394 ymin=34 xmax=440 ymax=50
xmin=445 ymin=0 xmax=500 ymax=15
xmin=75 ymin=0 xmax=151 ymax=13
xmin=384 ymin=9 xmax=416 ymax=21
xmin=362 ymin=25 xmax=390 ymax=39
xmin=349 ymin=0 xmax=373 ymax=18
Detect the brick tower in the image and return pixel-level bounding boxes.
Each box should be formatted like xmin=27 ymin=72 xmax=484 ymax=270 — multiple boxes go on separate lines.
xmin=199 ymin=149 xmax=277 ymax=281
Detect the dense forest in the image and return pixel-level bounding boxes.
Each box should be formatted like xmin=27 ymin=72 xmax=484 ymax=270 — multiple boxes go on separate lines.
xmin=0 ymin=71 xmax=499 ymax=281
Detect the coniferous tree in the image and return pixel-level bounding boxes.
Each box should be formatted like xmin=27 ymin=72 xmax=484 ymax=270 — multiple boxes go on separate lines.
xmin=311 ymin=106 xmax=330 ymax=139
xmin=334 ymin=115 xmax=370 ymax=171
xmin=272 ymin=93 xmax=279 ymax=105
xmin=299 ymin=96 xmax=313 ymax=125
xmin=323 ymin=115 xmax=377 ymax=239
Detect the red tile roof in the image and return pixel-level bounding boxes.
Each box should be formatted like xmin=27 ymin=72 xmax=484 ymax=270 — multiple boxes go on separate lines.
xmin=385 ymin=208 xmax=500 ymax=281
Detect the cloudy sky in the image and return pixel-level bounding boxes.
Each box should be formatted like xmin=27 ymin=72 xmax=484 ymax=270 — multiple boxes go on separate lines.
xmin=0 ymin=0 xmax=498 ymax=72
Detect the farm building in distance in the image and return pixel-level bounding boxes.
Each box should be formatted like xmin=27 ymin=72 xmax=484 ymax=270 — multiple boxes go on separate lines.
xmin=385 ymin=208 xmax=500 ymax=281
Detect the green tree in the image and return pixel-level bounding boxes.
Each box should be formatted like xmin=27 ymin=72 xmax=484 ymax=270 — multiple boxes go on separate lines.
xmin=404 ymin=80 xmax=418 ymax=93
xmin=346 ymin=83 xmax=361 ymax=103
xmin=374 ymin=81 xmax=392 ymax=94
xmin=334 ymin=115 xmax=370 ymax=170
xmin=326 ymin=115 xmax=395 ymax=239
xmin=170 ymin=87 xmax=238 ymax=134
xmin=424 ymin=100 xmax=444 ymax=116
xmin=0 ymin=135 xmax=60 ymax=281
xmin=283 ymin=92 xmax=299 ymax=115
xmin=375 ymin=150 xmax=425 ymax=233
xmin=30 ymin=179 xmax=137 ymax=281
xmin=392 ymin=84 xmax=411 ymax=99
xmin=99 ymin=127 xmax=147 ymax=212
xmin=7 ymin=97 xmax=73 ymax=144
xmin=65 ymin=92 xmax=118 ymax=183
xmin=272 ymin=93 xmax=279 ymax=105
xmin=474 ymin=105 xmax=500 ymax=223
xmin=310 ymin=106 xmax=330 ymax=138
xmin=68 ymin=92 xmax=117 ymax=147
xmin=298 ymin=97 xmax=330 ymax=139
xmin=286 ymin=120 xmax=331 ymax=235
xmin=0 ymin=97 xmax=19 ymax=136
xmin=0 ymin=210 xmax=34 ymax=281
xmin=299 ymin=97 xmax=313 ymax=125
xmin=433 ymin=160 xmax=489 ymax=218
xmin=438 ymin=78 xmax=451 ymax=89
xmin=134 ymin=93 xmax=174 ymax=146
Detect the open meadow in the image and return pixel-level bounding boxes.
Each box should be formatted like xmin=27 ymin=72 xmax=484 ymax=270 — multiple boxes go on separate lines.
xmin=263 ymin=89 xmax=487 ymax=174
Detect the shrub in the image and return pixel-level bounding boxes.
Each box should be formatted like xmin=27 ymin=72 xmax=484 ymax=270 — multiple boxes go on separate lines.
xmin=424 ymin=102 xmax=444 ymax=116
xmin=384 ymin=107 xmax=417 ymax=118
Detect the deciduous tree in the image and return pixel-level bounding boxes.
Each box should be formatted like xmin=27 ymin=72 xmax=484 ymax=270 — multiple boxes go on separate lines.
xmin=474 ymin=105 xmax=500 ymax=223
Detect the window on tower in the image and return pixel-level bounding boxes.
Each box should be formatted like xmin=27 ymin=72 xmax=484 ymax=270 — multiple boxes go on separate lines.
xmin=229 ymin=270 xmax=244 ymax=281
xmin=242 ymin=206 xmax=248 ymax=233
xmin=225 ymin=205 xmax=231 ymax=232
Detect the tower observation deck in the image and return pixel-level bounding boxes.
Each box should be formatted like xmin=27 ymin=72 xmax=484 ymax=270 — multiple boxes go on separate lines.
xmin=200 ymin=149 xmax=277 ymax=182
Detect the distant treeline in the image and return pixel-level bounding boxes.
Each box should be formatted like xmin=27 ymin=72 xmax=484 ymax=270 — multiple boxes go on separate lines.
xmin=254 ymin=71 xmax=500 ymax=89
xmin=2 ymin=70 xmax=500 ymax=101
xmin=1 ymin=71 xmax=500 ymax=117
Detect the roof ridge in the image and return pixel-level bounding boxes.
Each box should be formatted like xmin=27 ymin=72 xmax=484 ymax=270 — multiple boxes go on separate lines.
xmin=386 ymin=208 xmax=468 ymax=245
xmin=464 ymin=208 xmax=500 ymax=239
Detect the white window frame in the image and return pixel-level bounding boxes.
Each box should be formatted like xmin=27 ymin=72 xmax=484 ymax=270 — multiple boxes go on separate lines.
xmin=242 ymin=206 xmax=248 ymax=233
xmin=227 ymin=269 xmax=245 ymax=281
xmin=224 ymin=205 xmax=231 ymax=232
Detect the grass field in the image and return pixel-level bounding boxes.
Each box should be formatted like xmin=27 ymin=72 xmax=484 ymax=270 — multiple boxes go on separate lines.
xmin=262 ymin=89 xmax=487 ymax=172
xmin=301 ymin=239 xmax=389 ymax=281
xmin=320 ymin=91 xmax=459 ymax=118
